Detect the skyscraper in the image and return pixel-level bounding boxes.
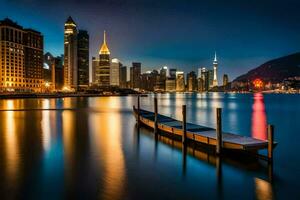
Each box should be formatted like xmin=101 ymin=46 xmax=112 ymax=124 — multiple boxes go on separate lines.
xmin=187 ymin=71 xmax=197 ymax=91
xmin=176 ymin=71 xmax=185 ymax=92
xmin=110 ymin=58 xmax=120 ymax=86
xmin=130 ymin=62 xmax=141 ymax=89
xmin=64 ymin=16 xmax=78 ymax=90
xmin=0 ymin=18 xmax=44 ymax=92
xmin=98 ymin=31 xmax=110 ymax=87
xmin=223 ymin=74 xmax=229 ymax=86
xmin=92 ymin=57 xmax=99 ymax=84
xmin=119 ymin=65 xmax=127 ymax=88
xmin=213 ymin=52 xmax=218 ymax=87
xmin=77 ymin=30 xmax=89 ymax=88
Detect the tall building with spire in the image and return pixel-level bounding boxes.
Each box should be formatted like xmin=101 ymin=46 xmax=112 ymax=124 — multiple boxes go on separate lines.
xmin=96 ymin=31 xmax=110 ymax=87
xmin=64 ymin=16 xmax=78 ymax=90
xmin=213 ymin=52 xmax=218 ymax=87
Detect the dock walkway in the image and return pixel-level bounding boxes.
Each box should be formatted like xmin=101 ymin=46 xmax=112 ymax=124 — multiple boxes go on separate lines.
xmin=134 ymin=108 xmax=275 ymax=151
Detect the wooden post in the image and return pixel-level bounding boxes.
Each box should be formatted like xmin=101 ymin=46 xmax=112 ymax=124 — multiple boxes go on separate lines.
xmin=154 ymin=97 xmax=158 ymax=134
xmin=216 ymin=108 xmax=222 ymax=154
xmin=182 ymin=105 xmax=187 ymax=144
xmin=137 ymin=95 xmax=140 ymax=126
xmin=267 ymin=124 xmax=274 ymax=161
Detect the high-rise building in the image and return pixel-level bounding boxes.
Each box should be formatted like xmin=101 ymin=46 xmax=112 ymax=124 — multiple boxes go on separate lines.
xmin=208 ymin=69 xmax=214 ymax=88
xmin=176 ymin=71 xmax=185 ymax=92
xmin=92 ymin=57 xmax=99 ymax=84
xmin=200 ymin=67 xmax=209 ymax=91
xmin=77 ymin=30 xmax=89 ymax=88
xmin=119 ymin=65 xmax=127 ymax=88
xmin=64 ymin=16 xmax=78 ymax=90
xmin=223 ymin=74 xmax=229 ymax=86
xmin=0 ymin=18 xmax=44 ymax=92
xmin=213 ymin=52 xmax=218 ymax=87
xmin=98 ymin=31 xmax=110 ymax=87
xmin=197 ymin=77 xmax=204 ymax=92
xmin=130 ymin=62 xmax=141 ymax=89
xmin=110 ymin=58 xmax=120 ymax=86
xmin=187 ymin=71 xmax=197 ymax=92
xmin=44 ymin=52 xmax=54 ymax=84
xmin=54 ymin=55 xmax=64 ymax=90
xmin=166 ymin=78 xmax=176 ymax=92
xmin=169 ymin=68 xmax=177 ymax=79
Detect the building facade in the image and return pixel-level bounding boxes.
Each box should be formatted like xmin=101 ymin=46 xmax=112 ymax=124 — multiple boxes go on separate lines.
xmin=223 ymin=74 xmax=229 ymax=86
xmin=77 ymin=30 xmax=89 ymax=88
xmin=187 ymin=71 xmax=197 ymax=91
xmin=176 ymin=71 xmax=185 ymax=92
xmin=119 ymin=65 xmax=127 ymax=88
xmin=0 ymin=18 xmax=44 ymax=92
xmin=97 ymin=31 xmax=110 ymax=87
xmin=130 ymin=62 xmax=141 ymax=89
xmin=64 ymin=16 xmax=78 ymax=90
xmin=110 ymin=58 xmax=120 ymax=86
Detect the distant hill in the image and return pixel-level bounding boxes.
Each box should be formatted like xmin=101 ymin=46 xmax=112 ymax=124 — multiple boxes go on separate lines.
xmin=234 ymin=52 xmax=300 ymax=83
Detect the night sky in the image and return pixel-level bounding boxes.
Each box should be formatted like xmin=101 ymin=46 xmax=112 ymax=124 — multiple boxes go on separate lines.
xmin=1 ymin=0 xmax=300 ymax=80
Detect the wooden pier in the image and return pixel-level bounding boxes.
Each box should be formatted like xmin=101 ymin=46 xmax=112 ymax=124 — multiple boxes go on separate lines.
xmin=133 ymin=97 xmax=277 ymax=160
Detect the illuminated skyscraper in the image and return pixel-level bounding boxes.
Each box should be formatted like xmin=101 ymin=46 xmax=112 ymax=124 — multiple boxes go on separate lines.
xmin=77 ymin=30 xmax=89 ymax=88
xmin=213 ymin=52 xmax=218 ymax=87
xmin=110 ymin=58 xmax=121 ymax=86
xmin=98 ymin=31 xmax=110 ymax=87
xmin=0 ymin=18 xmax=43 ymax=92
xmin=176 ymin=71 xmax=185 ymax=92
xmin=64 ymin=16 xmax=78 ymax=89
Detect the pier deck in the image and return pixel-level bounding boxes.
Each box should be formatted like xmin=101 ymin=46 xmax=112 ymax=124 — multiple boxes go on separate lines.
xmin=134 ymin=107 xmax=276 ymax=151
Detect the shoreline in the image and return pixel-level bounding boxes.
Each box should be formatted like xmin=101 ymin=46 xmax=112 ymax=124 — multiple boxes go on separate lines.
xmin=0 ymin=91 xmax=299 ymax=100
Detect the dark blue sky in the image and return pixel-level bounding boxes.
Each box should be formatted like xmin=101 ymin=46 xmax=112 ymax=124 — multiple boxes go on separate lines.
xmin=1 ymin=0 xmax=300 ymax=80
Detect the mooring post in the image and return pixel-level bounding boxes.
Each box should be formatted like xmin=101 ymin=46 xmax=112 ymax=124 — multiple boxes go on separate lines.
xmin=216 ymin=108 xmax=222 ymax=154
xmin=182 ymin=105 xmax=187 ymax=144
xmin=154 ymin=97 xmax=158 ymax=134
xmin=137 ymin=95 xmax=140 ymax=126
xmin=267 ymin=124 xmax=274 ymax=161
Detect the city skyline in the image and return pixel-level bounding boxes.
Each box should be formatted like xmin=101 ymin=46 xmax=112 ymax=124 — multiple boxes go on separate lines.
xmin=1 ymin=0 xmax=300 ymax=80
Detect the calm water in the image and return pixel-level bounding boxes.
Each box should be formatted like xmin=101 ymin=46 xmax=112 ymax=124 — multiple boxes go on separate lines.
xmin=0 ymin=93 xmax=299 ymax=200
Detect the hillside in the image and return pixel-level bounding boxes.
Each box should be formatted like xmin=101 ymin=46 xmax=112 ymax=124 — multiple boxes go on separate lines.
xmin=234 ymin=53 xmax=300 ymax=83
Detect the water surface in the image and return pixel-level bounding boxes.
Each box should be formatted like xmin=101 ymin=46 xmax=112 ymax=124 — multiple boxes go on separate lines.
xmin=0 ymin=93 xmax=299 ymax=199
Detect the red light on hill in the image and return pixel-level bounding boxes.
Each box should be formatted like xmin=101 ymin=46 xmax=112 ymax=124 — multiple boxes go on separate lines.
xmin=253 ymin=79 xmax=263 ymax=89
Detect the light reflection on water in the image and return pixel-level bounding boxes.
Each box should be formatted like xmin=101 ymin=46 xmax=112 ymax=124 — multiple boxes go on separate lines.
xmin=0 ymin=94 xmax=299 ymax=199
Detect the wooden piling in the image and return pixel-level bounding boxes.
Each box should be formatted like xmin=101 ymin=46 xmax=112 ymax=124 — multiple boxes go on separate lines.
xmin=267 ymin=124 xmax=274 ymax=161
xmin=154 ymin=97 xmax=158 ymax=134
xmin=182 ymin=105 xmax=187 ymax=144
xmin=137 ymin=95 xmax=140 ymax=126
xmin=216 ymin=108 xmax=222 ymax=154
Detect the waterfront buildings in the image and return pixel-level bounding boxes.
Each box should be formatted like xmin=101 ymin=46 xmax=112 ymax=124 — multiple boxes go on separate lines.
xmin=0 ymin=18 xmax=44 ymax=92
xmin=97 ymin=31 xmax=111 ymax=87
xmin=176 ymin=71 xmax=185 ymax=92
xmin=187 ymin=71 xmax=197 ymax=91
xmin=77 ymin=30 xmax=89 ymax=88
xmin=64 ymin=16 xmax=78 ymax=90
xmin=92 ymin=57 xmax=99 ymax=84
xmin=110 ymin=58 xmax=120 ymax=86
xmin=130 ymin=62 xmax=141 ymax=89
xmin=223 ymin=74 xmax=229 ymax=86
xmin=119 ymin=65 xmax=127 ymax=88
xmin=165 ymin=78 xmax=176 ymax=92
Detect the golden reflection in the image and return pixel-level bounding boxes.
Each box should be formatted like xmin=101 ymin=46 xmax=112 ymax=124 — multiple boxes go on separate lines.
xmin=251 ymin=93 xmax=267 ymax=140
xmin=62 ymin=110 xmax=75 ymax=166
xmin=41 ymin=99 xmax=51 ymax=152
xmin=255 ymin=178 xmax=273 ymax=200
xmin=89 ymin=97 xmax=125 ymax=200
xmin=4 ymin=100 xmax=19 ymax=184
